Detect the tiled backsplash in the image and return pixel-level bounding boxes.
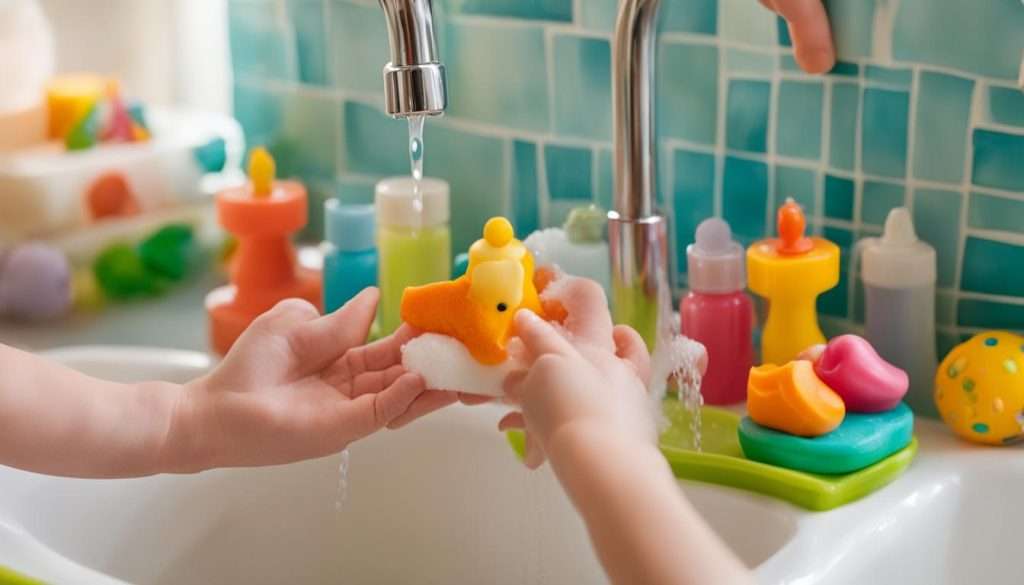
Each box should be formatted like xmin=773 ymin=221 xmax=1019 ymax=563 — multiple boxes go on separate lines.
xmin=229 ymin=0 xmax=1024 ymax=356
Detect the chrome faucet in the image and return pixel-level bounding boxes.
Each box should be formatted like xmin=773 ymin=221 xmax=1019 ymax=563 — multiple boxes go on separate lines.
xmin=609 ymin=0 xmax=668 ymax=348
xmin=378 ymin=0 xmax=448 ymax=117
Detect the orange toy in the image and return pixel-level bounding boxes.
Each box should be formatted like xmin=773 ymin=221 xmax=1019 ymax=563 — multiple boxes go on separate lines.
xmin=400 ymin=217 xmax=544 ymax=365
xmin=206 ymin=147 xmax=321 ymax=355
xmin=747 ymin=360 xmax=846 ymax=437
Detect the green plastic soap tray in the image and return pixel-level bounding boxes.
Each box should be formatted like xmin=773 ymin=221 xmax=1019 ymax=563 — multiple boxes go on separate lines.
xmin=507 ymin=401 xmax=917 ymax=511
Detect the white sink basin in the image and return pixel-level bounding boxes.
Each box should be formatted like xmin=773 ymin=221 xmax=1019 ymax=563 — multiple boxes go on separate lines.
xmin=0 ymin=346 xmax=1020 ymax=584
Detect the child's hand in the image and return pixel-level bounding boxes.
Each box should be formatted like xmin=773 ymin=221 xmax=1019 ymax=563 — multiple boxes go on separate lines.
xmin=760 ymin=0 xmax=835 ymax=73
xmin=499 ymin=277 xmax=653 ymax=469
xmin=167 ymin=288 xmax=455 ymax=471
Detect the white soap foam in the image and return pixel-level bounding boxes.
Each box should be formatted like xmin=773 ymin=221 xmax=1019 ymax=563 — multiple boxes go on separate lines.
xmin=402 ymin=333 xmax=518 ymax=397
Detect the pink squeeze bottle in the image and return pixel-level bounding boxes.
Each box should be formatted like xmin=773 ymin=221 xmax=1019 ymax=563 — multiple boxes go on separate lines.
xmin=681 ymin=218 xmax=754 ymax=405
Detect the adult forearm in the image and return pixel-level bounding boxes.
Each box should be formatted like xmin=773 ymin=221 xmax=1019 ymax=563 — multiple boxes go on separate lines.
xmin=547 ymin=424 xmax=754 ymax=585
xmin=0 ymin=345 xmax=182 ymax=478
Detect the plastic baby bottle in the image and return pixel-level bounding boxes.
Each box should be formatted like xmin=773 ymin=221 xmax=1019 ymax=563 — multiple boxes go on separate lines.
xmin=323 ymin=200 xmax=377 ymax=314
xmin=376 ymin=177 xmax=451 ymax=335
xmin=859 ymin=208 xmax=938 ymax=417
xmin=680 ymin=218 xmax=753 ymax=405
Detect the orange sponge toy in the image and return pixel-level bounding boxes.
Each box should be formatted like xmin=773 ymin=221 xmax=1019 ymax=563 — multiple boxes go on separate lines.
xmin=400 ymin=217 xmax=544 ymax=365
xmin=747 ymin=360 xmax=846 ymax=437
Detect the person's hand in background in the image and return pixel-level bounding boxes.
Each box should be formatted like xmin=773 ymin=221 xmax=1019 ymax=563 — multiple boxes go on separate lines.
xmin=761 ymin=0 xmax=835 ymax=74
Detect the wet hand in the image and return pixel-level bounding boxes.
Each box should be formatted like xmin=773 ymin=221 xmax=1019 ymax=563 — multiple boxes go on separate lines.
xmin=167 ymin=288 xmax=456 ymax=471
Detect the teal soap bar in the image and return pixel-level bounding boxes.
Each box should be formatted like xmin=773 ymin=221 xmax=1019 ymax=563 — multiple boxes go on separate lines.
xmin=738 ymin=402 xmax=914 ymax=475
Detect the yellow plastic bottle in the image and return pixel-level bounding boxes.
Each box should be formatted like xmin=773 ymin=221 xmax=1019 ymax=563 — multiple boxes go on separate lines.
xmin=747 ymin=199 xmax=839 ymax=365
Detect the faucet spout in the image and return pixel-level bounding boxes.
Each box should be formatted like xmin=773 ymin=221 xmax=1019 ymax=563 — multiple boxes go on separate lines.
xmin=609 ymin=0 xmax=668 ymax=347
xmin=377 ymin=0 xmax=447 ymax=118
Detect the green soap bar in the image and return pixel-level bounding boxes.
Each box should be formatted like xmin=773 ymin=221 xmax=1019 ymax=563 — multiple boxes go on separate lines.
xmin=738 ymin=402 xmax=914 ymax=475
xmin=65 ymin=105 xmax=98 ymax=151
xmin=508 ymin=402 xmax=918 ymax=511
xmin=139 ymin=224 xmax=196 ymax=281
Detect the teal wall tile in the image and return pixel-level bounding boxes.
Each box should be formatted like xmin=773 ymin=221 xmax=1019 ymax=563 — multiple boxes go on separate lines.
xmin=329 ymin=0 xmax=387 ymax=92
xmin=913 ymin=71 xmax=973 ymax=184
xmin=824 ymin=175 xmax=854 ymax=221
xmin=342 ymin=101 xmax=406 ymax=176
xmin=937 ymin=330 xmax=962 ymax=360
xmin=893 ymin=0 xmax=1024 ymax=80
xmin=968 ymin=193 xmax=1024 ymax=235
xmin=719 ymin=0 xmax=776 ymax=46
xmin=229 ymin=0 xmax=296 ymax=80
xmin=725 ymin=48 xmax=776 ymax=75
xmin=553 ymin=34 xmax=612 ymax=141
xmin=596 ymin=149 xmax=613 ymax=211
xmin=580 ymin=0 xmax=617 ymax=32
xmin=726 ymin=80 xmax=770 ymax=153
xmin=823 ymin=0 xmax=874 ymax=60
xmin=548 ymin=199 xmax=592 ymax=228
xmin=512 ymin=141 xmax=540 ymax=236
xmin=673 ymin=150 xmax=716 ymax=274
xmin=862 ymin=181 xmax=905 ymax=225
xmin=422 ymin=124 xmax=506 ymax=254
xmin=914 ymin=188 xmax=962 ymax=288
xmin=233 ymin=82 xmax=283 ymax=149
xmin=961 ymin=237 xmax=1024 ymax=297
xmin=660 ymin=0 xmax=717 ymax=35
xmin=972 ymin=129 xmax=1024 ymax=191
xmin=989 ymin=86 xmax=1024 ymax=127
xmin=658 ymin=42 xmax=718 ymax=145
xmin=776 ymin=81 xmax=823 ymax=160
xmin=722 ymin=156 xmax=768 ymax=243
xmin=774 ymin=165 xmax=816 ymax=213
xmin=442 ymin=21 xmax=549 ymax=132
xmin=829 ymin=82 xmax=859 ymax=171
xmin=819 ymin=226 xmax=853 ymax=317
xmin=544 ymin=144 xmax=593 ymax=200
xmin=958 ymin=299 xmax=1024 ymax=330
xmin=336 ymin=176 xmax=376 ymax=204
xmin=274 ymin=92 xmax=339 ymax=179
xmin=441 ymin=0 xmax=572 ymax=21
xmin=780 ymin=54 xmax=800 ymax=71
xmin=829 ymin=62 xmax=860 ymax=77
xmin=288 ymin=0 xmax=327 ymax=85
xmin=862 ymin=88 xmax=909 ymax=178
xmin=865 ymin=65 xmax=912 ymax=88
xmin=776 ymin=16 xmax=791 ymax=47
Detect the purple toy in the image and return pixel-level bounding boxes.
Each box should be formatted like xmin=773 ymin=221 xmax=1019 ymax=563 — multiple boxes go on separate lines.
xmin=0 ymin=243 xmax=72 ymax=321
xmin=814 ymin=335 xmax=909 ymax=413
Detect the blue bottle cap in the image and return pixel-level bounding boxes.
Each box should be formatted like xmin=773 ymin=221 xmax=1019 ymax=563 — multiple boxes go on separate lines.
xmin=325 ymin=200 xmax=376 ymax=252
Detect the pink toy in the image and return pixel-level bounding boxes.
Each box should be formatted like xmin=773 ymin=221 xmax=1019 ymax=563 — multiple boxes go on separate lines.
xmin=680 ymin=218 xmax=753 ymax=405
xmin=813 ymin=335 xmax=908 ymax=413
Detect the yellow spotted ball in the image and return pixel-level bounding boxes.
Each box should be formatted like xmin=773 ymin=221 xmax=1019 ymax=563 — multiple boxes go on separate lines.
xmin=935 ymin=331 xmax=1024 ymax=446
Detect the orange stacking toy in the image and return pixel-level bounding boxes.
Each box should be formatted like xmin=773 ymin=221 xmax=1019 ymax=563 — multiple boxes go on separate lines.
xmin=400 ymin=217 xmax=544 ymax=365
xmin=206 ymin=148 xmax=321 ymax=355
xmin=747 ymin=360 xmax=846 ymax=437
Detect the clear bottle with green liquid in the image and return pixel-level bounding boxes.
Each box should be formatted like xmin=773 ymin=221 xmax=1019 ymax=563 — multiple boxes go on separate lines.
xmin=375 ymin=177 xmax=451 ymax=335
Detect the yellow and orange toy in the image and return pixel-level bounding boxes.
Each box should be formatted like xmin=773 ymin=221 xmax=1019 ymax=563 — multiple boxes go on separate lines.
xmin=747 ymin=360 xmax=846 ymax=437
xmin=400 ymin=217 xmax=545 ymax=365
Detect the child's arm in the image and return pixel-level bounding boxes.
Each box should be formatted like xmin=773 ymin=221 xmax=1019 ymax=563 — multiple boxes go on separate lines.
xmin=502 ymin=280 xmax=753 ymax=585
xmin=762 ymin=0 xmax=835 ymax=73
xmin=0 ymin=288 xmax=453 ymax=478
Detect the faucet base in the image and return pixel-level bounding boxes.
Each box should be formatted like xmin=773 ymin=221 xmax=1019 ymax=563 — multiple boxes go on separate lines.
xmin=608 ymin=211 xmax=669 ymax=349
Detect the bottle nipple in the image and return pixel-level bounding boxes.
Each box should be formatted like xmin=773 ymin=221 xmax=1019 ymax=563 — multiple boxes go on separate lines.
xmin=695 ymin=217 xmax=733 ymax=254
xmin=881 ymin=207 xmax=918 ymax=248
xmin=248 ymin=147 xmax=275 ymax=199
xmin=776 ymin=198 xmax=814 ymax=255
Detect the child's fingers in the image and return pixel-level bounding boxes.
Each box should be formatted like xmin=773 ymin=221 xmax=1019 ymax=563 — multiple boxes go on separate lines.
xmin=343 ymin=372 xmax=424 ymax=438
xmin=773 ymin=0 xmax=835 ymax=74
xmin=289 ymin=288 xmax=380 ymax=372
xmin=552 ymin=278 xmax=615 ymax=352
xmin=498 ymin=411 xmax=525 ymax=431
xmin=502 ymin=369 xmax=528 ymax=402
xmin=386 ymin=390 xmax=458 ymax=429
xmin=613 ymin=325 xmax=652 ymax=385
xmin=327 ymin=323 xmax=418 ymax=383
xmin=346 ymin=364 xmax=406 ymax=398
xmin=514 ymin=310 xmax=575 ymax=360
xmin=459 ymin=393 xmax=494 ymax=406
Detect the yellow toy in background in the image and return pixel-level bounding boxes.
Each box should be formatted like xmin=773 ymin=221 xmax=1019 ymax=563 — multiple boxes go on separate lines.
xmin=400 ymin=217 xmax=544 ymax=365
xmin=935 ymin=331 xmax=1024 ymax=446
